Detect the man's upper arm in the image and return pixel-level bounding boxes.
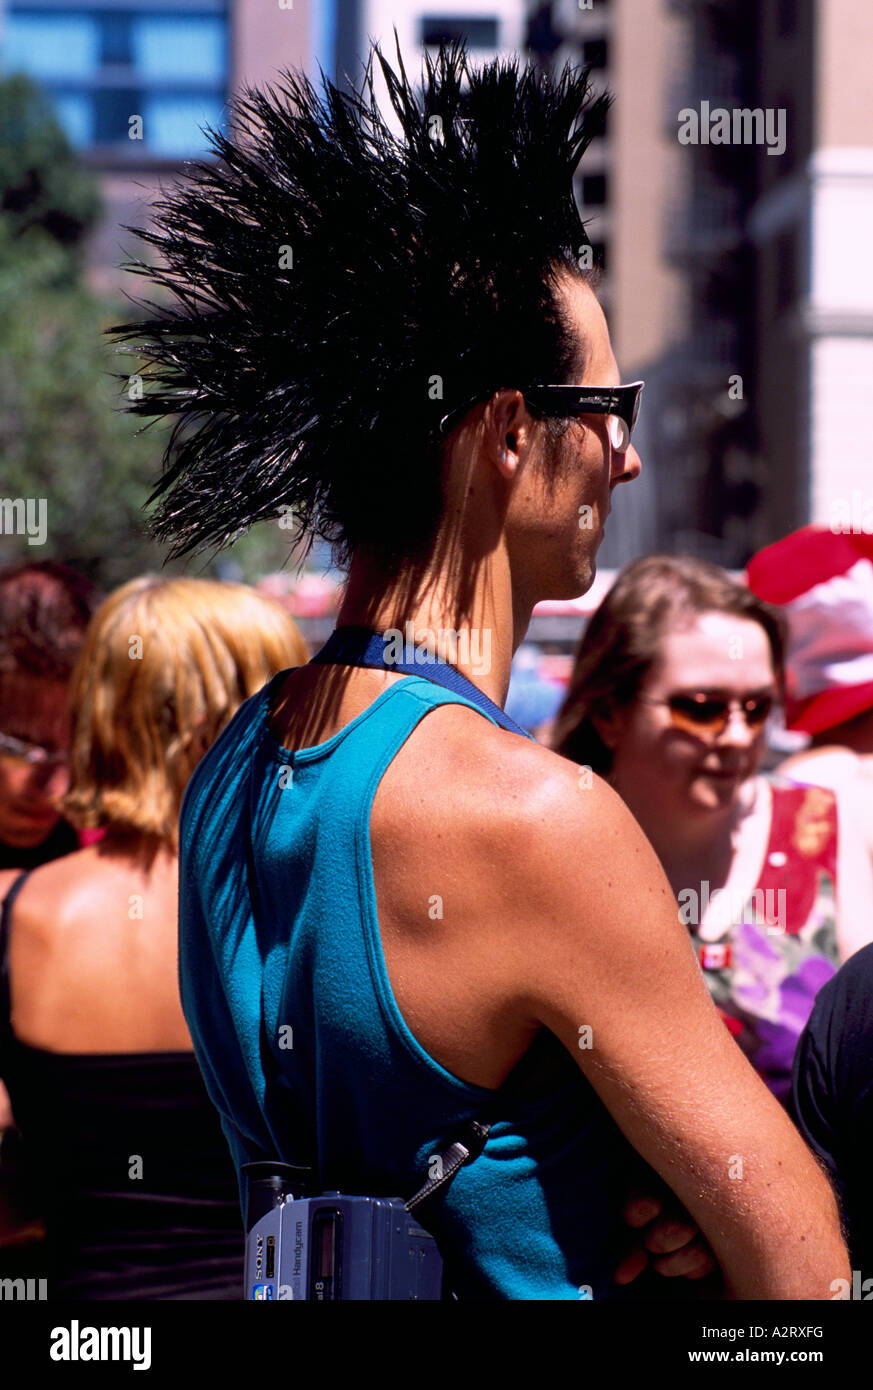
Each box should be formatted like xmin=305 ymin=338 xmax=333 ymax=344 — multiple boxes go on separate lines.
xmin=495 ymin=753 xmax=847 ymax=1297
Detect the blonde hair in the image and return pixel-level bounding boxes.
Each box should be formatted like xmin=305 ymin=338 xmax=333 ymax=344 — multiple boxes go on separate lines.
xmin=63 ymin=576 xmax=309 ymax=846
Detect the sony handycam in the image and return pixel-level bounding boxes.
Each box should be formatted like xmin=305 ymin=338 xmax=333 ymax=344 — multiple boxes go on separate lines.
xmin=242 ymin=1162 xmax=445 ymax=1300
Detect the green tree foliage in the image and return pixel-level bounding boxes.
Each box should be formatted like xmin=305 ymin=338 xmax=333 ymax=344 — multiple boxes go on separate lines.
xmin=0 ymin=74 xmax=101 ymax=247
xmin=0 ymin=75 xmax=181 ymax=586
xmin=0 ymin=74 xmax=298 ymax=587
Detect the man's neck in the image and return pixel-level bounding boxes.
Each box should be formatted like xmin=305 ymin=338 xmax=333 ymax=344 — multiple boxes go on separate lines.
xmin=335 ymin=545 xmax=535 ymax=706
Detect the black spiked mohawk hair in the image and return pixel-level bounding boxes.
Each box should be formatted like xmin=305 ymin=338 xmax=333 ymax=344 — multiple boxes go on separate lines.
xmin=110 ymin=40 xmax=610 ymax=573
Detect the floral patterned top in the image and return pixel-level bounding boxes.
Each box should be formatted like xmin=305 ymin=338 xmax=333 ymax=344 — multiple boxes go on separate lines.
xmin=687 ymin=780 xmax=839 ymax=1104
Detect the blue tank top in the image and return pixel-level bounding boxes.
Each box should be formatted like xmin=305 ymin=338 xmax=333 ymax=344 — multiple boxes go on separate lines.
xmin=178 ymin=670 xmax=644 ymax=1299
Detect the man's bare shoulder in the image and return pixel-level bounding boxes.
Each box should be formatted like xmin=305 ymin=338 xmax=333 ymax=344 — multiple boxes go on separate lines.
xmin=379 ymin=697 xmax=628 ymax=862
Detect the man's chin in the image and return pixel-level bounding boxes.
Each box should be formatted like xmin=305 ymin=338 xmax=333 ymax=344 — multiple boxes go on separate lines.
xmin=533 ymin=533 xmax=601 ymax=603
xmin=573 ymin=551 xmax=598 ymax=599
xmin=542 ymin=564 xmax=596 ymax=604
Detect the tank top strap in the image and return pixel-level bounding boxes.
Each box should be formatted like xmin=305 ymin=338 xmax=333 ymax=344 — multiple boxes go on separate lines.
xmin=0 ymin=870 xmax=32 ymax=1048
xmin=367 ymin=672 xmax=508 ymax=730
xmin=289 ymin=673 xmax=509 ymax=808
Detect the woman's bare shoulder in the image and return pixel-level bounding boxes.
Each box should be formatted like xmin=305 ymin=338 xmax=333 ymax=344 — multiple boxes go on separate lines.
xmin=9 ymin=845 xmax=175 ymax=940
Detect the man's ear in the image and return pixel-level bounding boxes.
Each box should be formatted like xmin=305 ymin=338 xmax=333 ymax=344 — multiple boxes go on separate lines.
xmin=484 ymin=389 xmax=529 ymax=472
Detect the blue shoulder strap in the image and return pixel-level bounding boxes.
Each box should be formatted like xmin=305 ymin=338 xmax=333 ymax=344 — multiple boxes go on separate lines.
xmin=311 ymin=626 xmax=534 ymax=740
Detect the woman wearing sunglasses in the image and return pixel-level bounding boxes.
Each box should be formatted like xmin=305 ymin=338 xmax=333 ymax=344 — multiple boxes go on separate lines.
xmin=551 ymin=554 xmax=873 ymax=1104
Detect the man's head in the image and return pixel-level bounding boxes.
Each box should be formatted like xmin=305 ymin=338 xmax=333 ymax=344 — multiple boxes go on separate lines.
xmin=112 ymin=42 xmax=621 ymax=580
xmin=0 ymin=561 xmax=96 ymax=848
xmin=436 ymin=274 xmax=641 ymax=604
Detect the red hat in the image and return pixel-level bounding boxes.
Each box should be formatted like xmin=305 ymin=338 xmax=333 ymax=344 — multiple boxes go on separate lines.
xmin=746 ymin=527 xmax=873 ymax=735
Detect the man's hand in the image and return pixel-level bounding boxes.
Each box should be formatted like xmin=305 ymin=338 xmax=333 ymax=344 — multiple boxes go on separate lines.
xmin=615 ymin=1189 xmax=718 ymax=1285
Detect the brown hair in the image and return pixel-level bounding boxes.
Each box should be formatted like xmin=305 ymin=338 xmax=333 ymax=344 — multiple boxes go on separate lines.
xmin=551 ymin=555 xmax=787 ymax=775
xmin=0 ymin=561 xmax=96 ymax=680
xmin=63 ymin=576 xmax=309 ymax=846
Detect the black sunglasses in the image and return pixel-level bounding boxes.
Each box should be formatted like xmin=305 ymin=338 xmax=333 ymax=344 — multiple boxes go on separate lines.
xmin=439 ymin=381 xmax=644 ymax=452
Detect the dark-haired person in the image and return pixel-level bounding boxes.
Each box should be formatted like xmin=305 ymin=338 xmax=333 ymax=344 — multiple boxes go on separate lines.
xmin=0 ymin=577 xmax=309 ymax=1297
xmin=115 ymin=44 xmax=848 ymax=1298
xmin=0 ymin=561 xmax=96 ymax=870
xmin=791 ymin=942 xmax=873 ymax=1282
xmin=0 ymin=561 xmax=97 ymax=1231
xmin=552 ymin=554 xmax=873 ymax=1104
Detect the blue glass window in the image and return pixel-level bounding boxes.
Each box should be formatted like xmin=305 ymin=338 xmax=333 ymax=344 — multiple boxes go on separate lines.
xmin=53 ymin=91 xmax=93 ymax=145
xmin=95 ymin=88 xmax=142 ymax=144
xmin=3 ymin=14 xmax=100 ymax=78
xmin=421 ymin=16 xmax=499 ymax=49
xmin=101 ymin=14 xmax=133 ymax=67
xmin=132 ymin=17 xmax=225 ymax=81
xmin=143 ymin=94 xmax=224 ymax=156
xmin=3 ymin=5 xmax=227 ymax=156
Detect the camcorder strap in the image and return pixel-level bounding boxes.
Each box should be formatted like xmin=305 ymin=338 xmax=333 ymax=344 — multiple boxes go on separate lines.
xmin=405 ymin=1116 xmax=492 ymax=1214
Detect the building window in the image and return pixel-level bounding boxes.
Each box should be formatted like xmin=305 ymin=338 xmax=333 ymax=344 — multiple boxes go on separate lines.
xmin=131 ymin=16 xmax=225 ymax=81
xmin=777 ymin=0 xmax=796 ymax=37
xmin=4 ymin=14 xmax=99 ymax=78
xmin=421 ymin=16 xmax=500 ymax=49
xmin=774 ymin=232 xmax=795 ymax=313
xmin=588 ymin=101 xmax=608 ymax=140
xmin=100 ymin=13 xmax=132 ymax=67
xmin=581 ymin=173 xmax=607 ymax=206
xmin=582 ymin=39 xmax=608 ymax=70
xmin=143 ymin=94 xmax=225 ymax=157
xmin=3 ymin=3 xmax=228 ymax=158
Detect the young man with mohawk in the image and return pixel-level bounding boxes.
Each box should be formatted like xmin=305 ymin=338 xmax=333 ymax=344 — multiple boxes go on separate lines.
xmin=115 ymin=43 xmax=847 ymax=1299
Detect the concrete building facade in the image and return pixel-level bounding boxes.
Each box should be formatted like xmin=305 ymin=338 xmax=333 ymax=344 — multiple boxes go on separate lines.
xmin=1 ymin=0 xmax=310 ymax=291
xmin=662 ymin=0 xmax=873 ymax=562
xmin=4 ymin=0 xmax=870 ymax=556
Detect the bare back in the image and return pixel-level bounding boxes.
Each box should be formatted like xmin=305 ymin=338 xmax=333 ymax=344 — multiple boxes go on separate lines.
xmin=4 ymin=844 xmax=191 ymax=1053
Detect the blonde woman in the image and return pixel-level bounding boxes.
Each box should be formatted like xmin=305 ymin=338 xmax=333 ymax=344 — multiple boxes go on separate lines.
xmin=0 ymin=577 xmax=307 ymax=1299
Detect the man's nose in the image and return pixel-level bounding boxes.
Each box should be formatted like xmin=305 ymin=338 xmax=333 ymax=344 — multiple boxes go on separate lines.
xmin=612 ymin=443 xmax=642 ymax=485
